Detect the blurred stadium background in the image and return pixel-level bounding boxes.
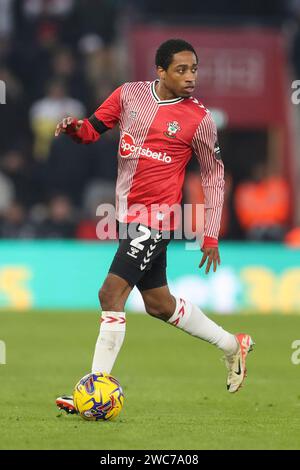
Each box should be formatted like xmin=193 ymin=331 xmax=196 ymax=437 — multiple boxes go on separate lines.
xmin=0 ymin=0 xmax=299 ymax=314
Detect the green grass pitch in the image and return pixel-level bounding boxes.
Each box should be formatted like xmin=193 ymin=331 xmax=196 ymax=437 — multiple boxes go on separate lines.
xmin=0 ymin=311 xmax=300 ymax=450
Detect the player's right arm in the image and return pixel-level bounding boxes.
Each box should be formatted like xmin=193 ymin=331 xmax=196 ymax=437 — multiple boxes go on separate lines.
xmin=54 ymin=86 xmax=122 ymax=144
xmin=192 ymin=111 xmax=225 ymax=274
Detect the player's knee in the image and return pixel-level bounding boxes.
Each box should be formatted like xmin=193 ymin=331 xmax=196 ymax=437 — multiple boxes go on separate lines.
xmin=144 ymin=301 xmax=160 ymax=317
xmin=98 ymin=286 xmax=109 ymax=310
xmin=144 ymin=300 xmax=172 ymax=322
xmin=98 ymin=285 xmax=122 ymax=311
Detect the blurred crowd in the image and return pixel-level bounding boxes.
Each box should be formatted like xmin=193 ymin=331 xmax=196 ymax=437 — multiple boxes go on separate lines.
xmin=0 ymin=0 xmax=122 ymax=240
xmin=0 ymin=0 xmax=299 ymax=241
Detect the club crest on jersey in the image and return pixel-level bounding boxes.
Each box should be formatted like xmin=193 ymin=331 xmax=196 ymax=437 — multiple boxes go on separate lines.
xmin=129 ymin=110 xmax=137 ymax=120
xmin=164 ymin=121 xmax=181 ymax=139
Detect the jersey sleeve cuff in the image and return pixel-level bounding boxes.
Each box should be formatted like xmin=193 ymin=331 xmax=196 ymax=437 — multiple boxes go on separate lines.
xmin=202 ymin=236 xmax=219 ymax=249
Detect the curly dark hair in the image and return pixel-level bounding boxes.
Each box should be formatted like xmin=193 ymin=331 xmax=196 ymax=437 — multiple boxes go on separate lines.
xmin=155 ymin=39 xmax=198 ymax=71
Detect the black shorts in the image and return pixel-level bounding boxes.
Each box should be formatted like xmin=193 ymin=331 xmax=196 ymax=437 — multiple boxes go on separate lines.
xmin=108 ymin=222 xmax=172 ymax=291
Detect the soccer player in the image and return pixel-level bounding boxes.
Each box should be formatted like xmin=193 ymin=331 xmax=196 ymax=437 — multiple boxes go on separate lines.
xmin=55 ymin=39 xmax=254 ymax=414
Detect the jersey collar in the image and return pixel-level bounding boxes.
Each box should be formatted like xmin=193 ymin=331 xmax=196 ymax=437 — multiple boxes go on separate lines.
xmin=151 ymin=80 xmax=184 ymax=106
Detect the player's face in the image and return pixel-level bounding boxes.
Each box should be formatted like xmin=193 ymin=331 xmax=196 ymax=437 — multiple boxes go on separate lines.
xmin=159 ymin=51 xmax=198 ymax=98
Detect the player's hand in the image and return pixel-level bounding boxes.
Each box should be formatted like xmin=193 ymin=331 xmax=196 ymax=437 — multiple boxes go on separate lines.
xmin=199 ymin=246 xmax=221 ymax=274
xmin=54 ymin=117 xmax=83 ymax=137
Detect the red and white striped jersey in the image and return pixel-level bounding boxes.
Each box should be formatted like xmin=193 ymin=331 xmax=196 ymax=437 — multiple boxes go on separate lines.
xmin=78 ymin=81 xmax=224 ymax=238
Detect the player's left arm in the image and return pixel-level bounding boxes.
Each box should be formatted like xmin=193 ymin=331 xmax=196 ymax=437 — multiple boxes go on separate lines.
xmin=192 ymin=112 xmax=225 ymax=274
xmin=55 ymin=86 xmax=123 ymax=144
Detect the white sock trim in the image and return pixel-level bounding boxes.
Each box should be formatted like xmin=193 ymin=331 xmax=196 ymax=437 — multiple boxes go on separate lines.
xmin=167 ymin=298 xmax=192 ymax=329
xmin=100 ymin=311 xmax=126 ymax=332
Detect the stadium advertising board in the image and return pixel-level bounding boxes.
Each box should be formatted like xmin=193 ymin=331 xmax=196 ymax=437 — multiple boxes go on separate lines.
xmin=0 ymin=242 xmax=299 ymax=314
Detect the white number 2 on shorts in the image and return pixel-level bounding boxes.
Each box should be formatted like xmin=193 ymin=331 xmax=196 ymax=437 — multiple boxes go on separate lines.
xmin=130 ymin=225 xmax=151 ymax=251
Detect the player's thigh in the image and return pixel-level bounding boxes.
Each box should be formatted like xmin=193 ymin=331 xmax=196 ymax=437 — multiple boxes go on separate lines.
xmin=136 ymin=248 xmax=168 ymax=291
xmin=137 ymin=252 xmax=175 ymax=318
